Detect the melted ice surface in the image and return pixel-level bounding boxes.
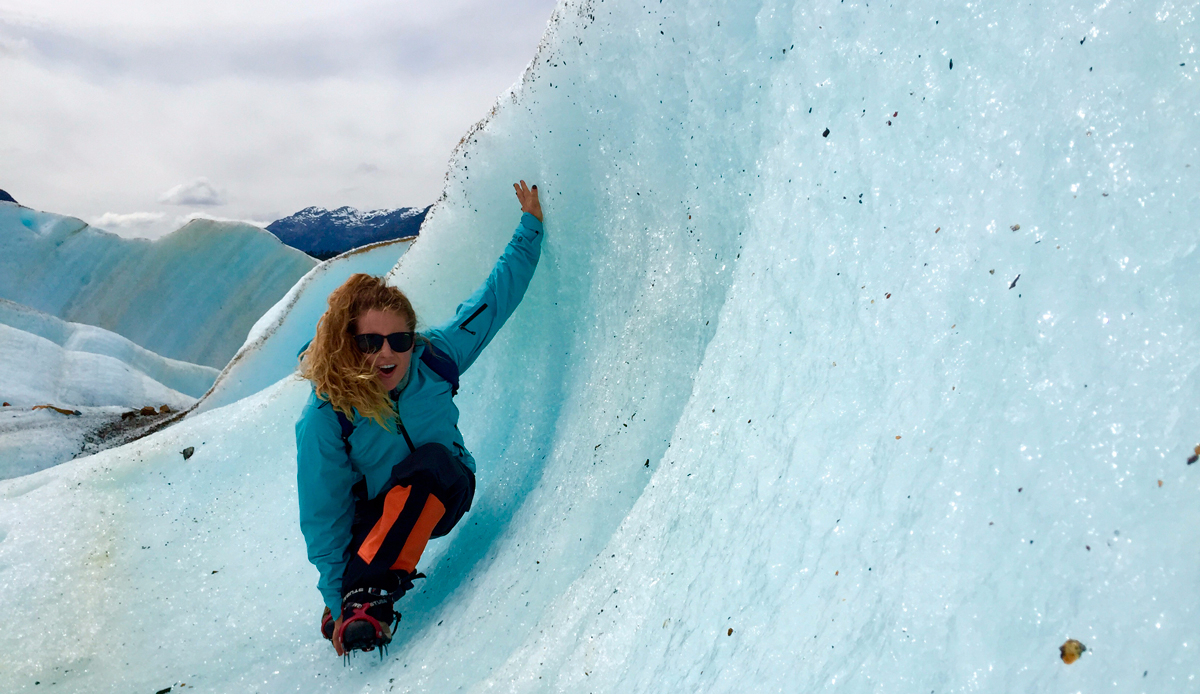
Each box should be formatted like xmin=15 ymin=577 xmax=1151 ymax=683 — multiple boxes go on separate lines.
xmin=1 ymin=0 xmax=1198 ymax=692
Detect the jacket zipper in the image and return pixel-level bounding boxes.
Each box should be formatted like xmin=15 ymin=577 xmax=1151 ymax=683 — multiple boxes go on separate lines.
xmin=395 ymin=411 xmax=416 ymax=454
xmin=458 ymin=303 xmax=488 ymax=335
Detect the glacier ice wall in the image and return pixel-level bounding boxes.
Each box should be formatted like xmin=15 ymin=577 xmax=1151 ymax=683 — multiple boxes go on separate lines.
xmin=387 ymin=1 xmax=1200 ymax=689
xmin=0 ymin=203 xmax=316 ymax=368
xmin=1 ymin=0 xmax=1198 ymax=692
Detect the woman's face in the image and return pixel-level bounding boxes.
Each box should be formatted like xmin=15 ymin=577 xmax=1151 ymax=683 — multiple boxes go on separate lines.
xmin=354 ymin=308 xmax=413 ymax=392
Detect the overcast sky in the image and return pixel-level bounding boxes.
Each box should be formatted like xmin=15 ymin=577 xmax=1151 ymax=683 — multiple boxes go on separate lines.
xmin=0 ymin=0 xmax=557 ymax=237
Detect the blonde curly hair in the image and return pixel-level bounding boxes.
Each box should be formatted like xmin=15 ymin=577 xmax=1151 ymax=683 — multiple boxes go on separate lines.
xmin=299 ymin=274 xmax=423 ymax=428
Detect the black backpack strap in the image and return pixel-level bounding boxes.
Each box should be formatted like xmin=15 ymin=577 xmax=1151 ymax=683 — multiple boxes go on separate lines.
xmin=316 ymin=399 xmax=357 ymax=456
xmin=320 ymin=401 xmax=368 ymax=501
xmin=420 ymin=342 xmax=460 ymax=396
xmin=335 ymin=409 xmax=355 ymax=454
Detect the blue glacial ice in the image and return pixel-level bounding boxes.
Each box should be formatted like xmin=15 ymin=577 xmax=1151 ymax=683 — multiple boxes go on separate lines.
xmin=0 ymin=0 xmax=1198 ymax=692
xmin=0 ymin=299 xmax=219 ymax=401
xmin=0 ymin=203 xmax=316 ymax=368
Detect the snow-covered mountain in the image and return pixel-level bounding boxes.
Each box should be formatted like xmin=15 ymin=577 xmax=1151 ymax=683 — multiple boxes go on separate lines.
xmin=0 ymin=1 xmax=1197 ymax=692
xmin=267 ymin=205 xmax=427 ymax=259
xmin=0 ymin=202 xmax=317 ymax=368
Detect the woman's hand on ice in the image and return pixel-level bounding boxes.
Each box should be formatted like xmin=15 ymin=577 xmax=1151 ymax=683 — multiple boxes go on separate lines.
xmin=322 ymin=606 xmax=346 ymax=655
xmin=332 ymin=614 xmax=345 ymax=656
xmin=514 ymin=180 xmax=542 ymax=222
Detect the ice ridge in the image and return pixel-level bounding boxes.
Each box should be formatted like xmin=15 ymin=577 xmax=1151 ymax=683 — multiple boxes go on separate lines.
xmin=0 ymin=204 xmax=317 ymax=368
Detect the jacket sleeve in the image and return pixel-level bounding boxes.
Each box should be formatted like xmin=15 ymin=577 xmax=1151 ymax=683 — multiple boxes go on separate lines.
xmin=296 ymin=399 xmax=359 ymax=618
xmin=427 ymin=212 xmax=543 ymax=373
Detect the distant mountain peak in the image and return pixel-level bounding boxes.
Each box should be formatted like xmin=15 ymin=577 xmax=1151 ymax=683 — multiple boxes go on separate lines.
xmin=266 ymin=204 xmax=428 ymax=260
xmin=0 ymin=189 xmax=17 ymax=204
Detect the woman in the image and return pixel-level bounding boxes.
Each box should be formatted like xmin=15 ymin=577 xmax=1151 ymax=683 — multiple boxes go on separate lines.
xmin=296 ymin=181 xmax=543 ymax=657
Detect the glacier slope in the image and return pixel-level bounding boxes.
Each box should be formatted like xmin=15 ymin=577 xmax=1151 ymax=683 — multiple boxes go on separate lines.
xmin=0 ymin=321 xmax=198 ymax=424
xmin=0 ymin=300 xmax=218 ymax=400
xmin=0 ymin=203 xmax=317 ymax=368
xmin=381 ymin=1 xmax=1199 ymax=689
xmin=0 ymin=379 xmax=318 ymax=692
xmin=1 ymin=0 xmax=1199 ymax=692
xmin=0 ymin=302 xmax=215 ymax=480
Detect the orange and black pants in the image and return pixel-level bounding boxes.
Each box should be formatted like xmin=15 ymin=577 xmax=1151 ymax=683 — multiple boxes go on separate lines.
xmin=342 ymin=443 xmax=475 ymax=596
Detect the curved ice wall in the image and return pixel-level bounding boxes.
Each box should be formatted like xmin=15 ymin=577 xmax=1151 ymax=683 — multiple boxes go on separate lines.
xmin=0 ymin=0 xmax=1197 ymax=692
xmin=390 ymin=0 xmax=1199 ymax=690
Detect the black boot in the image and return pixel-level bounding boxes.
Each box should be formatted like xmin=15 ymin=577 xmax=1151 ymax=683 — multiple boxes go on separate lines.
xmin=337 ymin=571 xmax=424 ymax=654
xmin=337 ymin=586 xmax=397 ymax=653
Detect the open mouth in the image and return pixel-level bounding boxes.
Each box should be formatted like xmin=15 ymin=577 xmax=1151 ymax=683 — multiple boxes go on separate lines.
xmin=378 ymin=364 xmax=397 ymax=376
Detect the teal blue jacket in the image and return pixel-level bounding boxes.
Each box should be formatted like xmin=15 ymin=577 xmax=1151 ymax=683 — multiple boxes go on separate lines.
xmin=296 ymin=213 xmax=543 ymax=615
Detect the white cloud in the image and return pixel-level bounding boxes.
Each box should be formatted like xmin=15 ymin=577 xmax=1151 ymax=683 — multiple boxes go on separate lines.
xmin=159 ymin=177 xmax=224 ymax=206
xmin=1 ymin=1 xmax=555 ymax=86
xmin=91 ymin=210 xmax=165 ymax=229
xmin=0 ymin=35 xmax=26 ymax=59
xmin=0 ymin=0 xmax=555 ymax=227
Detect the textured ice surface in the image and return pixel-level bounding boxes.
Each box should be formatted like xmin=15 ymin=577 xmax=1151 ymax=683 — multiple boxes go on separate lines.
xmin=0 ymin=322 xmax=197 ymax=411
xmin=0 ymin=202 xmax=316 ymax=368
xmin=0 ymin=403 xmax=168 ymax=482
xmin=0 ymin=302 xmax=210 ymax=479
xmin=195 ymin=237 xmax=415 ymax=413
xmin=0 ymin=331 xmax=199 ymax=481
xmin=1 ymin=0 xmax=1199 ymax=692
xmin=0 ymin=379 xmax=311 ymax=690
xmin=0 ymin=407 xmax=124 ymax=481
xmin=0 ymin=299 xmax=218 ymax=400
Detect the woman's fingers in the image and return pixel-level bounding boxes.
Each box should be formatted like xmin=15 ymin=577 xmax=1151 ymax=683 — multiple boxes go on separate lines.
xmin=514 ymin=181 xmax=538 ymax=204
xmin=514 ymin=181 xmax=542 ymax=221
xmin=332 ymin=616 xmax=345 ymax=655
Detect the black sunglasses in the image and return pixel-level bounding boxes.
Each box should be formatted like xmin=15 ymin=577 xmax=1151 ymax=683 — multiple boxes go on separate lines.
xmin=353 ymin=332 xmax=415 ymax=354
